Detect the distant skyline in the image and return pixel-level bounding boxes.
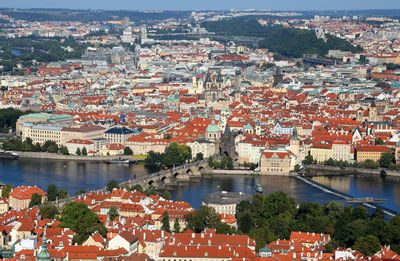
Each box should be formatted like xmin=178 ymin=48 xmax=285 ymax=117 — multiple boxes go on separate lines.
xmin=1 ymin=0 xmax=400 ymax=11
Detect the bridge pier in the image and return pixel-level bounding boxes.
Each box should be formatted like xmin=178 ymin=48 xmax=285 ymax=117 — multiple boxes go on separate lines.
xmin=176 ymin=174 xmax=190 ymax=182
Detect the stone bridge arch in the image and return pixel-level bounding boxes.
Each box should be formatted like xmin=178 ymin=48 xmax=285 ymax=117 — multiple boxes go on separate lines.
xmin=198 ymin=166 xmax=206 ymax=174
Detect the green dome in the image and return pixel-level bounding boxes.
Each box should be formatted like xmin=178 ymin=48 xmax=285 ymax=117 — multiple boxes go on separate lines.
xmin=244 ymin=123 xmax=253 ymax=130
xmin=37 ymin=235 xmax=51 ymax=261
xmin=206 ymin=123 xmax=220 ymax=133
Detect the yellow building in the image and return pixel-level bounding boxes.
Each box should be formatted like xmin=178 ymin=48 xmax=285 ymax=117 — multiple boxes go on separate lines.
xmin=310 ymin=143 xmax=332 ymax=163
xmin=260 ymin=150 xmax=292 ymax=175
xmin=0 ymin=198 xmax=9 ymax=214
xmin=357 ymin=145 xmax=391 ymax=162
xmin=119 ymin=203 xmax=145 ymax=218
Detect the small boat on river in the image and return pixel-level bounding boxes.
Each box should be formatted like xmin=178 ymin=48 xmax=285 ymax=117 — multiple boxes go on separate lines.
xmin=104 ymin=158 xmax=130 ymax=165
xmin=0 ymin=151 xmax=19 ymax=160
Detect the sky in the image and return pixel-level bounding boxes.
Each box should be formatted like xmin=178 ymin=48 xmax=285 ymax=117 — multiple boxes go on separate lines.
xmin=1 ymin=0 xmax=400 ymax=11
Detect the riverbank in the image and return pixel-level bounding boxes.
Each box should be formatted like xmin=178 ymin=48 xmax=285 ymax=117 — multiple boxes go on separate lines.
xmin=12 ymin=151 xmax=143 ymax=162
xmin=306 ymin=164 xmax=400 ymax=177
xmin=207 ymin=169 xmax=296 ymax=176
xmin=208 ymin=169 xmax=253 ymax=175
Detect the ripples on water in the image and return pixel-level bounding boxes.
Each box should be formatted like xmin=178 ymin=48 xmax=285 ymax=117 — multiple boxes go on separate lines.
xmin=0 ymin=158 xmax=149 ymax=193
xmin=1 ymin=159 xmax=399 ymax=212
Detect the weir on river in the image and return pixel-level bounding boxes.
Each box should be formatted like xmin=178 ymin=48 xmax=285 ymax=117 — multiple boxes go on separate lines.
xmin=295 ymin=175 xmax=397 ymax=217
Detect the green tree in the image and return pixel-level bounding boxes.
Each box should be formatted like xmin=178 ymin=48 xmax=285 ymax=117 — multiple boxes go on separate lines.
xmin=144 ymin=185 xmax=156 ymax=196
xmin=216 ymin=223 xmax=236 ymax=235
xmin=249 ymin=226 xmax=275 ymax=251
xmin=130 ymin=184 xmax=143 ymax=192
xmin=161 ymin=211 xmax=170 ymax=232
xmin=323 ymin=201 xmax=345 ymax=223
xmin=58 ymin=202 xmax=107 ymax=244
xmin=33 ymin=142 xmax=41 ymax=152
xmin=162 ymin=190 xmax=172 ymax=200
xmin=144 ymin=151 xmax=163 ymax=171
xmin=362 ymin=159 xmax=380 ymax=169
xmin=237 ymin=209 xmax=254 ymax=233
xmin=303 ymin=155 xmax=314 ymax=165
xmin=124 ymin=146 xmax=133 ymax=155
xmin=42 ymin=140 xmax=58 ymax=153
xmin=0 ymin=108 xmax=32 ymax=130
xmin=76 ymin=147 xmax=81 ymax=156
xmin=208 ymin=157 xmax=214 ymax=168
xmin=2 ymin=184 xmax=14 ymax=198
xmin=47 ymin=184 xmax=58 ymax=201
xmin=1 ymin=126 xmax=9 ymax=134
xmin=29 ymin=193 xmax=42 ymax=207
xmin=195 ymin=152 xmax=204 ymax=161
xmin=294 ymin=164 xmax=301 ymax=171
xmin=184 ymin=206 xmax=221 ymax=233
xmin=60 ymin=146 xmax=69 ymax=155
xmin=106 ymin=180 xmax=119 ymax=192
xmin=174 ymin=218 xmax=181 ymax=233
xmin=220 ymin=156 xmax=228 ymax=169
xmin=81 ymin=147 xmax=87 ymax=156
xmin=75 ymin=189 xmax=86 ymax=196
xmin=380 ymin=151 xmax=394 ymax=168
xmin=343 ymin=219 xmax=368 ymax=246
xmin=375 ymin=138 xmax=385 ymax=145
xmin=40 ymin=202 xmax=59 ymax=219
xmin=227 ymin=157 xmax=234 ymax=170
xmin=162 ymin=142 xmax=192 ymax=167
xmin=57 ymin=189 xmax=69 ymax=200
xmin=371 ymin=206 xmax=385 ymax=220
xmin=325 ymin=239 xmax=340 ymax=253
xmin=108 ymin=206 xmax=119 ymax=221
xmin=353 ymin=235 xmax=381 ymax=256
xmin=326 ymin=158 xmax=335 ymax=166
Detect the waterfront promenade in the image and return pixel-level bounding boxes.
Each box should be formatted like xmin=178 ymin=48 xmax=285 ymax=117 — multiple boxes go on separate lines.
xmin=306 ymin=164 xmax=400 ymax=178
xmin=12 ymin=151 xmax=140 ymax=161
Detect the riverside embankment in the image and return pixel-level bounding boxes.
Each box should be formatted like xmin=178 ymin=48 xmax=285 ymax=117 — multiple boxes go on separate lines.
xmin=12 ymin=151 xmax=140 ymax=162
xmin=305 ymin=164 xmax=400 ymax=177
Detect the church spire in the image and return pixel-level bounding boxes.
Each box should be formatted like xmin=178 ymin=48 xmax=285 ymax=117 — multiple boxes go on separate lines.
xmin=37 ymin=227 xmax=51 ymax=261
xmin=291 ymin=125 xmax=299 ymax=140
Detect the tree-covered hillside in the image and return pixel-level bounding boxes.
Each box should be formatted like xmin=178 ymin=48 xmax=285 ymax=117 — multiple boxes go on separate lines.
xmin=203 ymin=19 xmax=363 ymax=58
xmin=0 ymin=9 xmax=190 ymax=23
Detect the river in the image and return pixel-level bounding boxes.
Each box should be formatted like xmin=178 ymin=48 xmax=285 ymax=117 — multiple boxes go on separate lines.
xmin=0 ymin=158 xmax=399 ymax=213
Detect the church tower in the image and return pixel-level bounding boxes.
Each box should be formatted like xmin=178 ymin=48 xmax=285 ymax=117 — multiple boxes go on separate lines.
xmin=37 ymin=229 xmax=51 ymax=261
xmin=290 ymin=125 xmax=300 ymax=156
xmin=369 ymin=100 xmax=378 ymax=122
xmin=255 ymin=119 xmax=261 ymax=135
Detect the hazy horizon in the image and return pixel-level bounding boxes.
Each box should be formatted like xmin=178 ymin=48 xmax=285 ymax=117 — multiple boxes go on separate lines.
xmin=1 ymin=0 xmax=400 ymax=11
